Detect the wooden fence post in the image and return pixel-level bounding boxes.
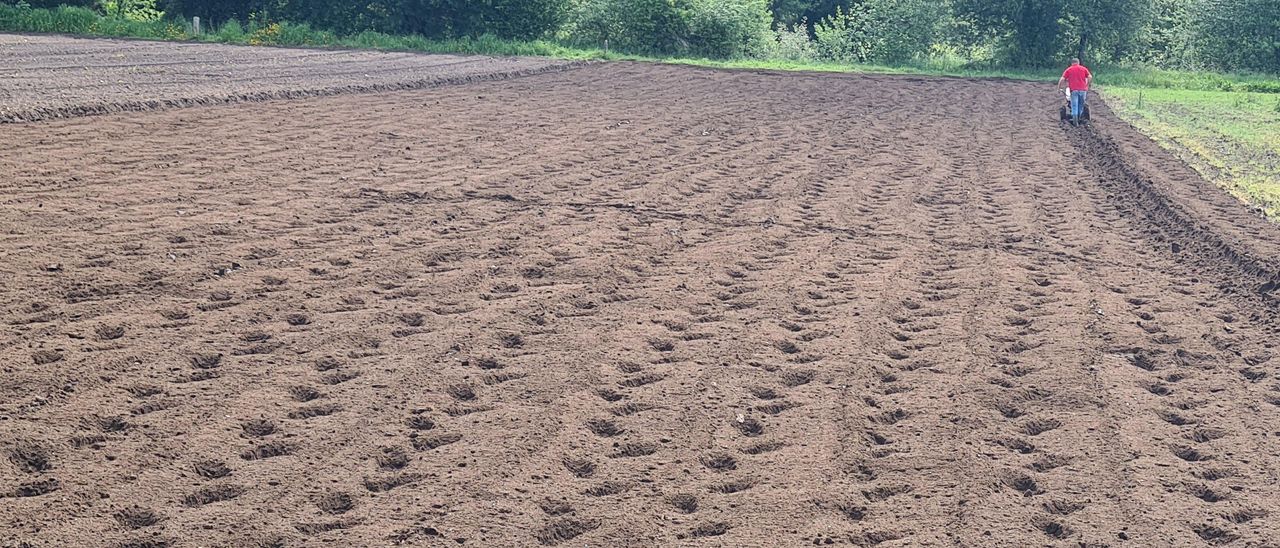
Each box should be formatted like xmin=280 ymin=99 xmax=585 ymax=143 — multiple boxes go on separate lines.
xmin=193 ymin=17 xmax=201 ymax=35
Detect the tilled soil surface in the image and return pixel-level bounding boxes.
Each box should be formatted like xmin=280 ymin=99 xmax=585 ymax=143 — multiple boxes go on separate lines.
xmin=0 ymin=34 xmax=573 ymax=123
xmin=3 ymin=56 xmax=1280 ymax=548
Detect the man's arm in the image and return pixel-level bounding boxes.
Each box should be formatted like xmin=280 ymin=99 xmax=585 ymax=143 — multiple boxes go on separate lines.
xmin=1086 ymin=72 xmax=1092 ymax=89
xmin=1058 ymin=76 xmax=1067 ymax=90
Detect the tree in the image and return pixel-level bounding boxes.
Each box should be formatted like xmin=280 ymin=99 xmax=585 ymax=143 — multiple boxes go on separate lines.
xmin=1191 ymin=0 xmax=1280 ymax=73
xmin=571 ymin=0 xmax=770 ymax=57
xmin=814 ymin=0 xmax=945 ymax=63
xmin=770 ymin=0 xmax=849 ymax=29
xmin=953 ymin=0 xmax=1151 ymax=66
xmin=1063 ymin=0 xmax=1152 ymax=62
xmin=1135 ymin=0 xmax=1195 ymax=68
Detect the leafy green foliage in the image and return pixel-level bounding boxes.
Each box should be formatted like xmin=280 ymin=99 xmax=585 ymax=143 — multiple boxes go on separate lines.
xmin=1190 ymin=0 xmax=1280 ymax=73
xmin=99 ymin=0 xmax=162 ymax=22
xmin=814 ymin=0 xmax=944 ymax=63
xmin=570 ymin=0 xmax=770 ymax=57
xmin=766 ymin=18 xmax=818 ymax=61
xmin=952 ymin=0 xmax=1154 ymax=66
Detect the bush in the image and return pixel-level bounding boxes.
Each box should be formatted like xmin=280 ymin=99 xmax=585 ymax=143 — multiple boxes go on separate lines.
xmin=571 ymin=0 xmax=770 ymax=57
xmin=571 ymin=0 xmax=690 ymax=54
xmin=814 ymin=5 xmax=865 ymax=63
xmin=686 ymin=0 xmax=772 ymax=57
xmin=1191 ymin=0 xmax=1280 ymax=74
xmin=767 ymin=18 xmax=818 ymax=62
xmin=213 ymin=18 xmax=244 ymax=41
xmin=98 ymin=0 xmax=162 ymax=22
xmin=815 ymin=0 xmax=944 ymax=64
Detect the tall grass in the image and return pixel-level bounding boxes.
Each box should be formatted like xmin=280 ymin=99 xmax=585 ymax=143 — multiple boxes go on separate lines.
xmin=0 ymin=5 xmax=186 ymax=39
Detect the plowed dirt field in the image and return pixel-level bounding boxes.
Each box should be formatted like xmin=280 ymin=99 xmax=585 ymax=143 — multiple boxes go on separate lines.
xmin=2 ymin=37 xmax=1280 ymax=548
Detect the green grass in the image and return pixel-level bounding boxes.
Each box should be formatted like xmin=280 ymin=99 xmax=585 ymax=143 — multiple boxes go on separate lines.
xmin=1107 ymin=87 xmax=1280 ymax=218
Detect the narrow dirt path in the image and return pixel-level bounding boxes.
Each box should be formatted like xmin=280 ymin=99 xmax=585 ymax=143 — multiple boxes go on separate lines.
xmin=1 ymin=61 xmax=1277 ymax=547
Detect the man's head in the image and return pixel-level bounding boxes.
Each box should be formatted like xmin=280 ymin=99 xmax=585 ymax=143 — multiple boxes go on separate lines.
xmin=1071 ymin=58 xmax=1081 ymax=65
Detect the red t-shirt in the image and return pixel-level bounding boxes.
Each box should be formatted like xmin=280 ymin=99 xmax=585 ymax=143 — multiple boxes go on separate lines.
xmin=1063 ymin=65 xmax=1091 ymax=91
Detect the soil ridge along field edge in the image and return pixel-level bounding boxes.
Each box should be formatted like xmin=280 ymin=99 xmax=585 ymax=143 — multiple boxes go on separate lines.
xmin=0 ymin=58 xmax=588 ymax=123
xmin=1074 ymin=98 xmax=1280 ymax=308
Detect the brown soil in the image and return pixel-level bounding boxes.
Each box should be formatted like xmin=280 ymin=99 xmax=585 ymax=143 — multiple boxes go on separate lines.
xmin=0 ymin=34 xmax=574 ymax=123
xmin=2 ymin=41 xmax=1279 ymax=547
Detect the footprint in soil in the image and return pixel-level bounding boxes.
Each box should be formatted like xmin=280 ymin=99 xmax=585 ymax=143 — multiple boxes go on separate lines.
xmin=190 ymin=353 xmax=222 ymax=369
xmin=95 ymin=324 xmax=125 ymax=341
xmin=606 ymin=399 xmax=655 ymax=417
xmin=748 ymin=386 xmax=782 ymax=400
xmin=182 ymin=484 xmax=246 ymax=507
xmin=362 ymin=473 xmax=422 ymax=493
xmin=375 ymin=447 xmax=410 ymax=470
xmin=835 ymin=502 xmax=867 ymax=522
xmin=411 ymin=433 xmax=462 ymax=451
xmin=446 ymin=384 xmax=476 ymax=401
xmin=699 ymin=453 xmax=737 ymax=471
xmin=316 ymin=492 xmax=355 ymax=515
xmin=586 ymin=418 xmax=624 ymax=438
xmin=159 ymin=309 xmax=189 ymax=321
xmin=241 ymin=441 xmax=293 ymax=461
xmin=7 ymin=443 xmax=53 ymax=473
xmin=709 ymin=478 xmax=756 ymax=494
xmin=114 ymin=506 xmax=164 ymax=529
xmin=781 ymin=370 xmax=815 ymax=387
xmin=534 ymin=518 xmax=600 ymax=546
xmin=1000 ymin=473 xmax=1042 ymax=496
xmin=870 ymin=409 xmax=910 ymax=425
xmin=668 ymin=493 xmax=699 ymax=513
xmin=561 ymin=457 xmax=596 ymax=478
xmin=239 ymin=419 xmax=276 ymax=438
xmin=609 ymin=442 xmax=658 ymax=458
xmin=467 ymin=356 xmax=503 ymax=370
xmin=288 ymin=386 xmax=323 ymax=402
xmin=583 ymin=481 xmax=629 ymax=497
xmin=321 ymin=371 xmax=360 ymax=385
xmin=1193 ymin=525 xmax=1239 ymax=545
xmin=31 ymin=350 xmax=64 ymax=365
xmin=287 ymin=403 xmax=342 ymax=419
xmin=1028 ymin=454 xmax=1072 ymax=473
xmin=733 ymin=416 xmax=765 ymax=437
xmin=685 ymin=522 xmax=730 ymax=539
xmin=619 ymin=374 xmax=664 ymax=388
xmin=1021 ymin=418 xmax=1063 ymax=436
xmin=539 ymin=499 xmax=574 ymax=516
xmin=406 ymin=415 xmax=436 ymax=431
xmin=741 ymin=441 xmax=785 ymax=455
xmin=1034 ymin=518 xmax=1072 ymax=540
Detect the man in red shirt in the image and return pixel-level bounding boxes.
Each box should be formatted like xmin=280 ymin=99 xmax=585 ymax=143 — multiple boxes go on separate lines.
xmin=1058 ymin=58 xmax=1092 ymax=126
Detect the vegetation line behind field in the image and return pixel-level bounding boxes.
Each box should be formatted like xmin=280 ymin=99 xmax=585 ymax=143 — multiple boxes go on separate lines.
xmin=2 ymin=5 xmax=1278 ymax=94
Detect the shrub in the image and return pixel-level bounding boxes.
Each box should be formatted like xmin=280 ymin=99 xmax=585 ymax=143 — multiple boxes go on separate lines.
xmin=571 ymin=0 xmax=689 ymax=54
xmin=814 ymin=0 xmax=945 ymax=64
xmin=214 ymin=18 xmax=244 ymax=41
xmin=767 ymin=18 xmax=818 ymax=62
xmin=98 ymin=0 xmax=162 ymax=22
xmin=570 ymin=0 xmax=770 ymax=57
xmin=686 ymin=0 xmax=772 ymax=57
xmin=814 ymin=5 xmax=866 ymax=63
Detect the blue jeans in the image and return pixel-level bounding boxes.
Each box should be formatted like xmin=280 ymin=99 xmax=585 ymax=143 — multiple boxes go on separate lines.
xmin=1071 ymin=90 xmax=1088 ymax=121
